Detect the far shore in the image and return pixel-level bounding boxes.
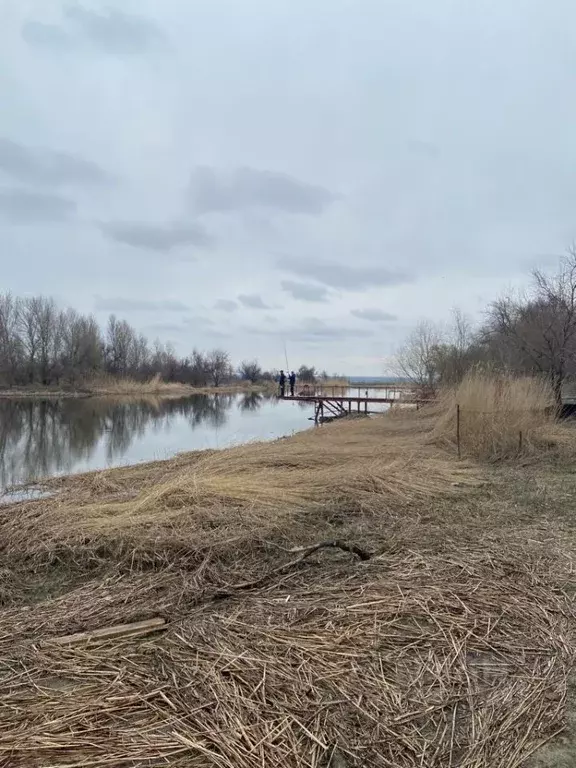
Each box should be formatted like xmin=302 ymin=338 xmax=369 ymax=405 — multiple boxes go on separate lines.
xmin=0 ymin=379 xmax=413 ymax=400
xmin=0 ymin=381 xmax=276 ymax=400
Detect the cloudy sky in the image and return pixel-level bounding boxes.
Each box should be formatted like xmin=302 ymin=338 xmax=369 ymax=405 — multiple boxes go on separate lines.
xmin=2 ymin=0 xmax=576 ymax=374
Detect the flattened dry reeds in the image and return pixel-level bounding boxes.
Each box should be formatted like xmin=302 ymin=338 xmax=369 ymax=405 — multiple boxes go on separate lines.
xmin=0 ymin=553 xmax=574 ymax=767
xmin=0 ymin=412 xmax=474 ymax=561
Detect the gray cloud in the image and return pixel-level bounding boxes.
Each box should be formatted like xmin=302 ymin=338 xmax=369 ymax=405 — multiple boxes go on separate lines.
xmin=183 ymin=316 xmax=216 ymax=327
xmin=100 ymin=221 xmax=211 ymax=252
xmin=23 ymin=4 xmax=164 ymax=55
xmin=0 ymin=189 xmax=75 ymax=223
xmin=94 ymin=296 xmax=189 ymax=312
xmin=64 ymin=4 xmax=164 ymax=54
xmin=246 ymin=317 xmax=371 ymax=342
xmin=351 ymin=308 xmax=398 ymax=322
xmin=277 ymin=256 xmax=414 ymax=291
xmin=296 ymin=318 xmax=370 ymax=340
xmin=189 ymin=166 xmax=335 ymax=216
xmin=238 ymin=293 xmax=271 ymax=310
xmin=0 ymin=138 xmax=111 ymax=188
xmin=214 ymin=299 xmax=238 ymax=312
xmin=280 ymin=280 xmax=330 ymax=302
xmin=21 ymin=21 xmax=71 ymax=49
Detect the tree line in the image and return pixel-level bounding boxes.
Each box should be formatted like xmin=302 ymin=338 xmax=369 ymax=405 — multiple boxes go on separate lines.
xmin=397 ymin=248 xmax=576 ymax=407
xmin=0 ymin=293 xmax=326 ymax=389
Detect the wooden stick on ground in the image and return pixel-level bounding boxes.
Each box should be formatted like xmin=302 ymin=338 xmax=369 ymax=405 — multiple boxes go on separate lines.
xmin=215 ymin=540 xmax=371 ymax=599
xmin=44 ymin=617 xmax=166 ymax=647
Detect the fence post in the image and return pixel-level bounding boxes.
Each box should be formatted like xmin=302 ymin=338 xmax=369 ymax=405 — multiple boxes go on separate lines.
xmin=456 ymin=404 xmax=461 ymax=459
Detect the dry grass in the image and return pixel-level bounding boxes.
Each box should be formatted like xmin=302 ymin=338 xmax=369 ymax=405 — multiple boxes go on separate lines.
xmin=433 ymin=372 xmax=556 ymax=461
xmin=0 ymin=410 xmax=475 ymax=562
xmin=1 ymin=552 xmax=573 ymax=768
xmin=2 ymin=390 xmax=576 ymax=765
xmin=84 ymin=373 xmax=194 ymax=396
xmin=0 ymin=376 xmax=273 ymax=400
xmin=319 ymin=377 xmax=350 ymax=388
xmin=80 ymin=375 xmax=275 ymax=398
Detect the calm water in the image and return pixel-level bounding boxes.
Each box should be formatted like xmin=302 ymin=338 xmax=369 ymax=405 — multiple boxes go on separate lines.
xmin=0 ymin=393 xmax=315 ymax=492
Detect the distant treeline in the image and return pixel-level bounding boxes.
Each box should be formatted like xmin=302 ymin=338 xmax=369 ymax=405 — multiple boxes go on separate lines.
xmin=0 ymin=293 xmax=326 ymax=389
xmin=397 ymin=248 xmax=576 ymax=407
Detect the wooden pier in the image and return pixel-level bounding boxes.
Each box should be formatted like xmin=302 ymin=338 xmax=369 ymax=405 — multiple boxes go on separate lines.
xmin=282 ymin=392 xmax=425 ymax=423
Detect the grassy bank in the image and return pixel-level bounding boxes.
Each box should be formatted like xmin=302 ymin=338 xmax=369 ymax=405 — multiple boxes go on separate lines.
xmin=0 ymin=375 xmax=275 ymax=399
xmin=2 ymin=374 xmax=576 ymax=766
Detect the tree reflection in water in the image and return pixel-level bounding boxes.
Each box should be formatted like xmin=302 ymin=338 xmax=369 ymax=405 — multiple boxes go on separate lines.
xmin=0 ymin=394 xmax=273 ymax=490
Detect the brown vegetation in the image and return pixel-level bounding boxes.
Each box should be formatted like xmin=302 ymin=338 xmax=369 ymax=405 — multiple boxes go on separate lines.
xmin=0 ymin=376 xmax=275 ymax=399
xmin=83 ymin=372 xmax=195 ymax=395
xmin=433 ymin=371 xmax=556 ymax=460
xmin=2 ymin=388 xmax=576 ymax=766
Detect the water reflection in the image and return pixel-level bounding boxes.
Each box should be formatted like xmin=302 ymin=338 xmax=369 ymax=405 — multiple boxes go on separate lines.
xmin=0 ymin=392 xmax=311 ymax=491
xmin=239 ymin=392 xmax=264 ymax=412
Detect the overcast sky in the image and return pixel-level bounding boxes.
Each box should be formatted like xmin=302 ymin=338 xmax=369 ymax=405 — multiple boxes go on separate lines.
xmin=2 ymin=0 xmax=576 ymax=374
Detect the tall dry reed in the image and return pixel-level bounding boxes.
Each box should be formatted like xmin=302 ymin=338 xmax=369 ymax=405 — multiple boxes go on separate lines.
xmin=433 ymin=372 xmax=555 ymax=460
xmin=83 ymin=373 xmax=191 ymax=395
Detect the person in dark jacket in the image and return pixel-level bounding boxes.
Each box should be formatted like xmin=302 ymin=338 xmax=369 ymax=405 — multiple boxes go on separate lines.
xmin=278 ymin=370 xmax=286 ymax=398
xmin=289 ymin=371 xmax=296 ymax=397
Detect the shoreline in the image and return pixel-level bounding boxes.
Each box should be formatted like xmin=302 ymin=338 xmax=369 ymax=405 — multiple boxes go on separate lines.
xmin=0 ymin=382 xmax=275 ymax=400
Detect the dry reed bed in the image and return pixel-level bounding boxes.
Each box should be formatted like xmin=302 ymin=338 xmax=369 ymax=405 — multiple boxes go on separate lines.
xmin=2 ymin=393 xmax=576 ymax=766
xmin=83 ymin=373 xmax=195 ymax=396
xmin=1 ymin=552 xmax=575 ymax=767
xmin=83 ymin=374 xmax=275 ymax=397
xmin=0 ymin=412 xmax=476 ymax=565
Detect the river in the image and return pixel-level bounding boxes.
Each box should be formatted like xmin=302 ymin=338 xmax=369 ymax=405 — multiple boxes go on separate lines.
xmin=0 ymin=386 xmax=399 ymax=498
xmin=0 ymin=392 xmax=316 ymax=494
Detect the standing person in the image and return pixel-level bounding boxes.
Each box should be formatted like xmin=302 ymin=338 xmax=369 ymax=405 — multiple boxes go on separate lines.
xmin=278 ymin=369 xmax=286 ymax=398
xmin=289 ymin=371 xmax=296 ymax=397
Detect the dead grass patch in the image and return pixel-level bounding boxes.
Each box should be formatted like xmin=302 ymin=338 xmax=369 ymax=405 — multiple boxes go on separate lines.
xmin=2 ymin=386 xmax=576 ymax=766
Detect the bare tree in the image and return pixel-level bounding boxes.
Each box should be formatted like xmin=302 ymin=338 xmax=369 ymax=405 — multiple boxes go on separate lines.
xmin=189 ymin=349 xmax=210 ymax=386
xmin=486 ymin=248 xmax=576 ymax=407
xmin=239 ymin=359 xmax=262 ymax=383
xmin=128 ymin=333 xmax=150 ymax=377
xmin=432 ymin=308 xmax=481 ymax=385
xmin=0 ymin=293 xmax=22 ymax=386
xmin=0 ymin=291 xmax=252 ymax=388
xmin=61 ymin=310 xmax=103 ymax=382
xmin=106 ymin=315 xmax=136 ymax=377
xmin=297 ymin=365 xmax=316 ymax=383
xmin=396 ymin=320 xmax=443 ymax=391
xmin=18 ymin=297 xmax=41 ymax=383
xmin=206 ymin=349 xmax=232 ymax=387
